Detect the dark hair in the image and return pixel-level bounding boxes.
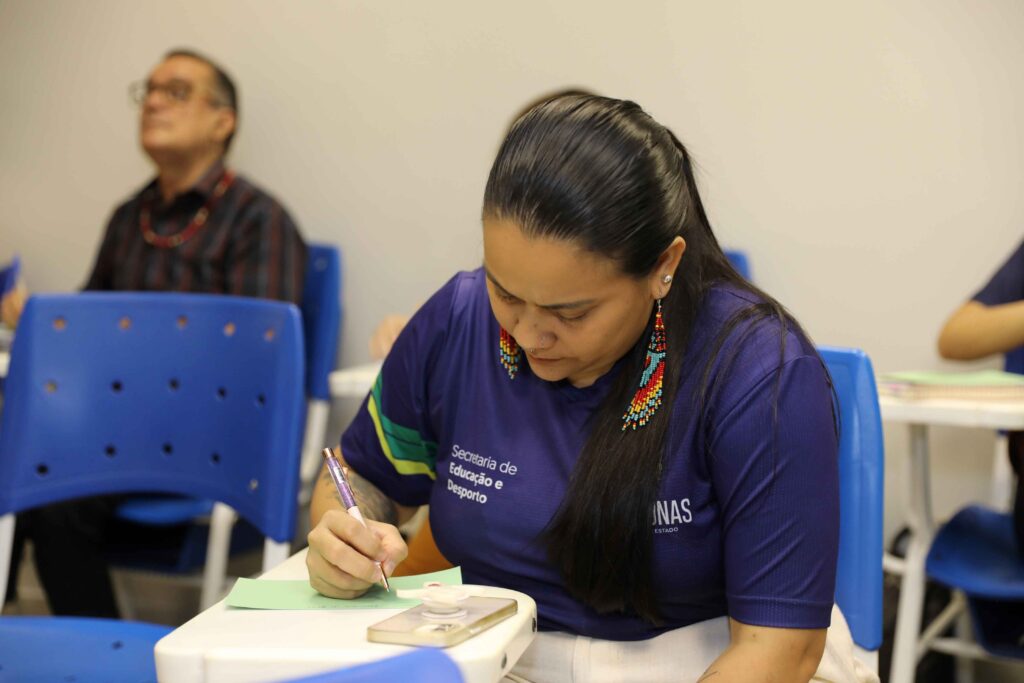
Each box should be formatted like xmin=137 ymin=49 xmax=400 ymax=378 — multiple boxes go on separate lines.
xmin=165 ymin=48 xmax=238 ymax=153
xmin=482 ymin=95 xmax=813 ymax=623
xmin=509 ymin=87 xmax=597 ymax=125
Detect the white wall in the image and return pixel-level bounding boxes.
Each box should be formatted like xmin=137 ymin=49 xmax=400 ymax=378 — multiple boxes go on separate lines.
xmin=2 ymin=0 xmax=1022 ymax=540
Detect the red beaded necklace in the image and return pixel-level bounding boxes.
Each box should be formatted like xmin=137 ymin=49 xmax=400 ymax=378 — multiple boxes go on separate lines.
xmin=139 ymin=170 xmax=235 ymax=249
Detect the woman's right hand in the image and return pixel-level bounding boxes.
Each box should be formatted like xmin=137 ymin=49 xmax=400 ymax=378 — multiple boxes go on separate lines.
xmin=306 ymin=508 xmax=408 ymax=599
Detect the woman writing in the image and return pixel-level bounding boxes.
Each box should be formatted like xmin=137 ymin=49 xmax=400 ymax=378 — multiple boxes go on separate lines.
xmin=308 ymin=94 xmax=871 ymax=682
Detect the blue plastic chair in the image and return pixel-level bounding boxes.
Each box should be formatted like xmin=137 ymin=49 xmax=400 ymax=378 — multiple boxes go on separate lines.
xmin=0 ymin=255 xmax=20 ymax=298
xmin=115 ymin=245 xmax=340 ymax=608
xmin=301 ymin=244 xmax=343 ymax=405
xmin=724 ymin=249 xmax=752 ymax=281
xmin=280 ymin=649 xmax=463 ymax=683
xmin=925 ymin=506 xmax=1024 ymax=660
xmin=913 ymin=338 xmax=1024 ymax=666
xmin=818 ymin=346 xmax=885 ymax=667
xmin=298 ymin=244 xmax=343 ymax=495
xmin=0 ymin=293 xmax=305 ymax=680
xmin=0 ymin=616 xmax=172 ymax=683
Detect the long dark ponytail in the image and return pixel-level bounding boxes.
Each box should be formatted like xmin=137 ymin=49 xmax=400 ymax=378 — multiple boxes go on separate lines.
xmin=482 ymin=95 xmax=804 ymax=623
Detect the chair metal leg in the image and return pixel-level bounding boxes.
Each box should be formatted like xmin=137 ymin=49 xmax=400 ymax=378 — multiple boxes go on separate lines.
xmin=954 ymin=597 xmax=975 ymax=683
xmin=0 ymin=513 xmax=14 ymax=613
xmin=917 ymin=592 xmax=964 ymax=651
xmin=200 ymin=503 xmax=237 ymax=610
xmin=110 ymin=570 xmax=138 ymax=621
xmin=262 ymin=539 xmax=291 ymax=574
xmin=891 ymin=424 xmax=936 ymax=683
xmin=990 ymin=435 xmax=1013 ymax=511
xmin=298 ymin=399 xmax=331 ymax=506
xmin=892 ymin=537 xmax=928 ymax=683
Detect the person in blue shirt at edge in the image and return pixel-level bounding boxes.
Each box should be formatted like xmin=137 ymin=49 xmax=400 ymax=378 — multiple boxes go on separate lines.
xmin=938 ymin=239 xmax=1024 ymax=553
xmin=307 ymin=94 xmax=876 ymax=683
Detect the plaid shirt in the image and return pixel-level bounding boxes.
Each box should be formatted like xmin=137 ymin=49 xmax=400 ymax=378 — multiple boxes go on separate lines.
xmin=85 ymin=160 xmax=306 ymax=304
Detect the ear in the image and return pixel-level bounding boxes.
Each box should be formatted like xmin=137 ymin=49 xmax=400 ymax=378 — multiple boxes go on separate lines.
xmin=647 ymin=236 xmax=686 ymax=299
xmin=211 ymin=108 xmax=236 ymax=147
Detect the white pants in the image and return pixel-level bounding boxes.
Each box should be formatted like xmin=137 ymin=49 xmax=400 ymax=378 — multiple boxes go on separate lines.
xmin=505 ymin=605 xmax=879 ymax=683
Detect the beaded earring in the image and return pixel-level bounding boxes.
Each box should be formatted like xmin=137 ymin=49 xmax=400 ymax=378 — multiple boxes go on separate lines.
xmin=499 ymin=327 xmax=520 ymax=379
xmin=622 ymin=299 xmax=667 ymax=430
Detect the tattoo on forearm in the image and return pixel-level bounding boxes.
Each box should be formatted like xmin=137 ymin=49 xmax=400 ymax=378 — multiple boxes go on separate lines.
xmin=320 ymin=465 xmax=398 ymax=525
xmin=319 ymin=467 xmax=343 ymax=505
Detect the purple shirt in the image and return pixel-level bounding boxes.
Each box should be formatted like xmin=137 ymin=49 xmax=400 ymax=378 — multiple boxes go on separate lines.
xmin=973 ymin=239 xmax=1024 ymax=375
xmin=342 ymin=269 xmax=839 ymax=640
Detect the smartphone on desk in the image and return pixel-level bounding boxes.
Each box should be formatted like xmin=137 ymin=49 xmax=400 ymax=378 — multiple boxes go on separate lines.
xmin=367 ymin=596 xmax=517 ymax=648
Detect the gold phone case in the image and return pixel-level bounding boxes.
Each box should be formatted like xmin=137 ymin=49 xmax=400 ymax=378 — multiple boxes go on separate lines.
xmin=366 ymin=596 xmax=518 ymax=648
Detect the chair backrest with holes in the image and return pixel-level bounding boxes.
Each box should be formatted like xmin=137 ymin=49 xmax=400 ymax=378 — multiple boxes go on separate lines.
xmin=0 ymin=293 xmax=305 ymax=542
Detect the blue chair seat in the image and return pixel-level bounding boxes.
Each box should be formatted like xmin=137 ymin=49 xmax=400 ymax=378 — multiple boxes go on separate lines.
xmin=927 ymin=505 xmax=1024 ymax=599
xmin=0 ymin=616 xmax=172 ymax=683
xmin=116 ymin=496 xmax=214 ymax=526
xmin=927 ymin=505 xmax=1024 ymax=658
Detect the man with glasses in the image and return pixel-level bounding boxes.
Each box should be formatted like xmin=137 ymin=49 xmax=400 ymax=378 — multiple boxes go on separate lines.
xmin=2 ymin=48 xmax=306 ymax=325
xmin=3 ymin=49 xmax=306 ymax=618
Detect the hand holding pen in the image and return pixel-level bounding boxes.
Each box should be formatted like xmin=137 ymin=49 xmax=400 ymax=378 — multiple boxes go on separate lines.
xmin=320 ymin=447 xmax=391 ymax=592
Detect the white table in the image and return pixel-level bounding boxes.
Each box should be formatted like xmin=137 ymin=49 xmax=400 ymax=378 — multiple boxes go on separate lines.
xmin=154 ymin=549 xmax=537 ymax=683
xmin=328 ymin=362 xmax=381 ymax=399
xmin=879 ymin=393 xmax=1024 ymax=683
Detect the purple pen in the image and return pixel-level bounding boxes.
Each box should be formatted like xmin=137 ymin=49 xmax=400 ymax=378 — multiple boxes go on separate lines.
xmin=321 ymin=447 xmax=390 ymax=591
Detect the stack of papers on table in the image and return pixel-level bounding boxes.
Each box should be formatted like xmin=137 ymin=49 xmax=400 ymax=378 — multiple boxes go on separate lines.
xmin=878 ymin=370 xmax=1024 ymax=401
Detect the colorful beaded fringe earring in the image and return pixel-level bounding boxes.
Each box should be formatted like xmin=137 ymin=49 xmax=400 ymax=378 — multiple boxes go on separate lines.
xmin=622 ymin=299 xmax=667 ymax=430
xmin=499 ymin=326 xmax=520 ymax=379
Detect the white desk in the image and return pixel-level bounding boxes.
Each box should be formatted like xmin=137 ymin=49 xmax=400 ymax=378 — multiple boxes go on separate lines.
xmin=328 ymin=362 xmax=381 ymax=399
xmin=155 ymin=549 xmax=537 ymax=683
xmin=879 ymin=393 xmax=1024 ymax=683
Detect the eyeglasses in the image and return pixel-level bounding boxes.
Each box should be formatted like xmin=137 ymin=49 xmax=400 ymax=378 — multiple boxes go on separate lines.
xmin=128 ymin=79 xmax=226 ymax=108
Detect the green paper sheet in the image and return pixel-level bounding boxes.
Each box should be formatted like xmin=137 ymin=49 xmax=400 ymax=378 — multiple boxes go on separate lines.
xmin=226 ymin=567 xmax=463 ymax=610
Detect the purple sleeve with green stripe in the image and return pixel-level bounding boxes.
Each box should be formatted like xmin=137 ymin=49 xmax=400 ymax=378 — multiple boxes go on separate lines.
xmin=364 ymin=373 xmax=439 ymax=480
xmin=340 ymin=275 xmax=458 ymax=507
